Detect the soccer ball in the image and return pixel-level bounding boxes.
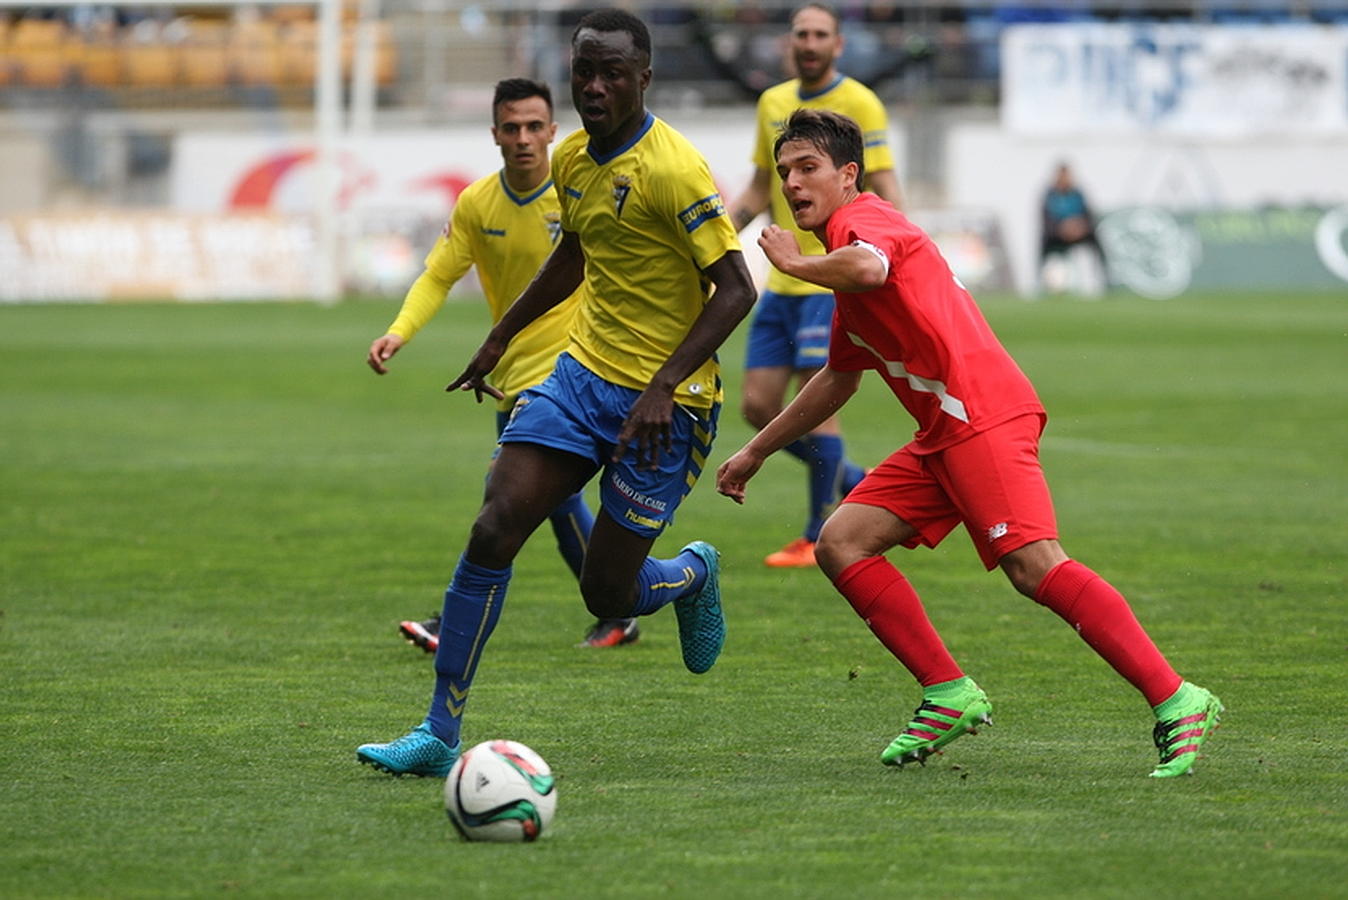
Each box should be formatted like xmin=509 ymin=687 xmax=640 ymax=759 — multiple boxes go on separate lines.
xmin=444 ymin=740 xmax=557 ymax=842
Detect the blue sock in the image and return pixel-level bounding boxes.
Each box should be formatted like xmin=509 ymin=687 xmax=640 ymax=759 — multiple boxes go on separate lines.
xmin=841 ymin=460 xmax=866 ymax=495
xmin=426 ymin=555 xmax=511 ymax=746
xmin=549 ymin=492 xmax=593 ymax=580
xmin=804 ymin=434 xmax=848 ymax=542
xmin=629 ymin=549 xmax=708 ymax=616
xmin=784 ymin=438 xmax=814 ymax=465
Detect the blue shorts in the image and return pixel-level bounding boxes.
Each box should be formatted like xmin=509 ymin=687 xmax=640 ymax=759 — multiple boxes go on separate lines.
xmin=499 ymin=353 xmax=719 ymax=538
xmin=744 ymin=290 xmax=835 ymax=371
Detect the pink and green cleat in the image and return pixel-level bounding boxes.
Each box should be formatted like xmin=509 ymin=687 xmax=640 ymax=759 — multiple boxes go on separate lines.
xmin=1149 ymin=682 xmax=1223 ymax=778
xmin=881 ymin=680 xmax=992 ymax=767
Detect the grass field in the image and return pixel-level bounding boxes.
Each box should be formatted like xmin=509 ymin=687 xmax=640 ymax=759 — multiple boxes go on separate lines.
xmin=2 ymin=291 xmax=1345 ymax=898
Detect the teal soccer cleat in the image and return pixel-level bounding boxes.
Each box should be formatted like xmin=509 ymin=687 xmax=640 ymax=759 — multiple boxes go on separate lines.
xmin=675 ymin=541 xmax=724 ymax=674
xmin=357 ymin=723 xmax=460 ymax=777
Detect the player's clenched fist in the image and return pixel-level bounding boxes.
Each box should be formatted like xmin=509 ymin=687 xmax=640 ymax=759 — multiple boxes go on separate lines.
xmin=757 ymin=224 xmax=804 ymax=273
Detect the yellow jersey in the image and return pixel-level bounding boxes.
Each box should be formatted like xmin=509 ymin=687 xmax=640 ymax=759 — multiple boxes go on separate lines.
xmin=752 ymin=74 xmax=895 ymax=295
xmin=552 ymin=113 xmax=741 ymax=410
xmin=385 ymin=170 xmax=579 ymax=410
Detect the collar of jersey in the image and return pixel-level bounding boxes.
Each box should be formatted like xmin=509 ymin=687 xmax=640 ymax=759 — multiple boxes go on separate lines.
xmin=797 ymin=74 xmax=845 ymax=101
xmin=498 ymin=170 xmax=553 ymax=206
xmin=586 ymin=111 xmax=655 ymax=165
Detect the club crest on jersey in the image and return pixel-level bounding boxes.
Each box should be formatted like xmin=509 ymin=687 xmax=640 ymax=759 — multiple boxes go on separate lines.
xmin=611 ymin=174 xmax=632 ymax=217
xmin=544 ymin=211 xmax=562 ymax=244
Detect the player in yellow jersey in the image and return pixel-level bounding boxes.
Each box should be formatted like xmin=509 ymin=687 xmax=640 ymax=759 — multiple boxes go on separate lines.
xmin=356 ymin=9 xmax=757 ymax=777
xmin=728 ymin=3 xmax=904 ymax=569
xmin=365 ymin=78 xmax=638 ymax=651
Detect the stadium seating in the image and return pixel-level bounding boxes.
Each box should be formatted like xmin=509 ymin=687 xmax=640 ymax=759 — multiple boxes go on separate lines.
xmin=10 ymin=18 xmax=72 ymax=88
xmin=123 ymin=25 xmax=179 ymax=89
xmin=75 ymin=23 xmax=122 ymax=88
xmin=179 ymin=20 xmax=231 ymax=89
xmin=231 ymin=19 xmax=284 ymax=87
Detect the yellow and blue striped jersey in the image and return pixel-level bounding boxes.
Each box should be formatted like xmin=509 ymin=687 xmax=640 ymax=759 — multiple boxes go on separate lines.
xmin=385 ymin=170 xmax=579 ymax=410
xmin=752 ymin=74 xmax=895 ymax=295
xmin=552 ymin=113 xmax=741 ymax=410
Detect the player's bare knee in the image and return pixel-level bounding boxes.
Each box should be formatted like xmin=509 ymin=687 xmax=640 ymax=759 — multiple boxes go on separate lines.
xmin=465 ymin=509 xmax=525 ymax=570
xmin=1004 ymin=566 xmax=1041 ymax=599
xmin=814 ymin=529 xmax=864 ymax=581
xmin=999 ymin=540 xmax=1067 ymax=599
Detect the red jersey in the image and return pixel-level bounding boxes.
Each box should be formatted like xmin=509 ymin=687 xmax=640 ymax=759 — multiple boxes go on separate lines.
xmin=824 ymin=193 xmax=1044 ymax=453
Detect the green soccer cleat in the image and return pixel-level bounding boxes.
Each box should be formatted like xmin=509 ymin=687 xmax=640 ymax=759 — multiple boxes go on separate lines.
xmin=1149 ymin=682 xmax=1223 ymax=778
xmin=881 ymin=681 xmax=993 ymax=767
xmin=675 ymin=541 xmax=724 ymax=674
xmin=357 ymin=723 xmax=460 ymax=778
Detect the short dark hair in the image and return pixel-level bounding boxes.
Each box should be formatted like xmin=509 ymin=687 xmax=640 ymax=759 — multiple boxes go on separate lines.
xmin=572 ymin=8 xmax=652 ymax=65
xmin=791 ymin=3 xmax=841 ymax=31
xmin=773 ymin=108 xmax=865 ymax=190
xmin=493 ymin=78 xmax=553 ymax=120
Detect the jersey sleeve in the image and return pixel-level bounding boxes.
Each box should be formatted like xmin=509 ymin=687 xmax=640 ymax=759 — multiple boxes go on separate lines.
xmin=551 ymin=133 xmax=583 ymax=234
xmin=424 ymin=202 xmax=476 ymax=286
xmin=386 ymin=268 xmax=453 ymax=341
xmin=750 ymin=93 xmax=775 ymax=172
xmin=850 ymin=88 xmax=895 ymax=176
xmin=385 ymin=202 xmax=475 ymax=340
xmin=827 ymin=198 xmax=900 ymax=263
xmin=662 ymin=150 xmax=741 ymax=271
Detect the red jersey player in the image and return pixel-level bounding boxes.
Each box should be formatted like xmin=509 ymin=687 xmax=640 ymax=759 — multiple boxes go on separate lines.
xmin=716 ymin=109 xmax=1222 ymax=778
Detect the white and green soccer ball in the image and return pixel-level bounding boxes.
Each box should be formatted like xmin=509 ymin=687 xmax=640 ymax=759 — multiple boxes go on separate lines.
xmin=444 ymin=740 xmax=557 ymax=842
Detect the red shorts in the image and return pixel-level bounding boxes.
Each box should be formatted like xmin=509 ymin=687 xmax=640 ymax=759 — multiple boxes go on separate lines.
xmin=844 ymin=413 xmax=1057 ymax=570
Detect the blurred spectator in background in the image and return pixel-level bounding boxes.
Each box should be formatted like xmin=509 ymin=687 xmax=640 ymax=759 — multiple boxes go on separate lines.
xmin=1039 ymin=161 xmax=1107 ymax=297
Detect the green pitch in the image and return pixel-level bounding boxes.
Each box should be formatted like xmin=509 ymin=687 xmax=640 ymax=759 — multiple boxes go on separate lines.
xmin=2 ymin=291 xmax=1344 ymax=897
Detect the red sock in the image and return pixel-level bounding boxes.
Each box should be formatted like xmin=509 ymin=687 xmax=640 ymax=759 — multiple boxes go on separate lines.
xmin=834 ymin=556 xmax=964 ymax=687
xmin=1035 ymin=560 xmax=1182 ymax=706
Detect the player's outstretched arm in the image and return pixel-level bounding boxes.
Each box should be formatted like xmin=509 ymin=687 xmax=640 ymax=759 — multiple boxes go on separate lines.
xmin=758 ymin=226 xmax=887 ymax=293
xmin=446 ymin=231 xmax=585 ymax=401
xmin=367 ymin=268 xmax=456 ymax=373
xmin=614 ymin=250 xmax=756 ymax=469
xmin=717 ymin=365 xmax=861 ymax=504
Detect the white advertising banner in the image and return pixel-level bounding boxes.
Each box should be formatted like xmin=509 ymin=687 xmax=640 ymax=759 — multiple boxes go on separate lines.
xmin=1002 ymin=24 xmax=1348 ymax=137
xmin=0 ymin=212 xmax=317 ymax=302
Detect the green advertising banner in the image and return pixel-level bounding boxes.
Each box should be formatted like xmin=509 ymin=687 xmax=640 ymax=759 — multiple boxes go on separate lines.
xmin=1097 ymin=206 xmax=1348 ymax=299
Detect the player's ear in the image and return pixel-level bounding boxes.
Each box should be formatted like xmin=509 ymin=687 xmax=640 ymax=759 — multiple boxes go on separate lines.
xmin=548 ymin=121 xmax=558 ymax=141
xmin=639 ymin=67 xmax=652 ymax=91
